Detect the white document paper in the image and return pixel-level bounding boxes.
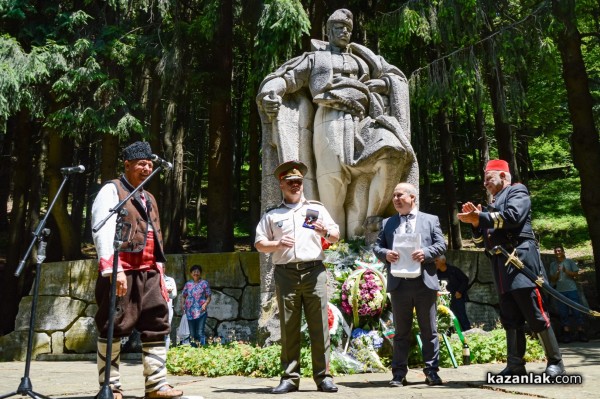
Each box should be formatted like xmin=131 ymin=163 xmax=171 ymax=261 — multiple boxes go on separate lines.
xmin=391 ymin=233 xmax=421 ymax=278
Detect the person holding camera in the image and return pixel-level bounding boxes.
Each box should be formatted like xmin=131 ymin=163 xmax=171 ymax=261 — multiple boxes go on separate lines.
xmin=255 ymin=160 xmax=340 ymax=394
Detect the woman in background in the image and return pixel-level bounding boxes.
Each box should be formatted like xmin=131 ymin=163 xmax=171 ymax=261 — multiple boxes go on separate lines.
xmin=181 ymin=265 xmax=211 ymax=346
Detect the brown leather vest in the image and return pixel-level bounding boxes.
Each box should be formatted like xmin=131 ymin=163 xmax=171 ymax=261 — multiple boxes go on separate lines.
xmin=109 ymin=177 xmax=166 ymax=262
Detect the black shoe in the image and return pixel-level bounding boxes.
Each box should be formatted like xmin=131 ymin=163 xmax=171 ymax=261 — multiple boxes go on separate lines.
xmin=424 ymin=371 xmax=442 ymax=386
xmin=271 ymin=380 xmax=298 ymax=394
xmin=317 ymin=379 xmax=338 ymax=393
xmin=577 ymin=331 xmax=589 ymax=342
xmin=389 ymin=376 xmax=407 ymax=387
xmin=498 ymin=364 xmax=527 ymax=376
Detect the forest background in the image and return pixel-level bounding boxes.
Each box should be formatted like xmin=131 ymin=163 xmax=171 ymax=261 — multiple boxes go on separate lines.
xmin=0 ymin=0 xmax=598 ymax=336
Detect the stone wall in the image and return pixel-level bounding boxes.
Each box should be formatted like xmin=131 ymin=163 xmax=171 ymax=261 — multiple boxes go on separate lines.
xmin=1 ymin=249 xmax=594 ymax=361
xmin=0 ymin=252 xmax=260 ymax=361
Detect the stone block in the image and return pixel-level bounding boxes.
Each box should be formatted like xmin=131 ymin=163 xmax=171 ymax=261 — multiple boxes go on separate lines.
xmin=446 ymin=249 xmax=478 ymax=283
xmin=468 ymin=282 xmax=498 ymax=305
xmin=240 ymin=252 xmax=260 ymax=285
xmin=15 ymin=296 xmax=87 ymax=331
xmin=216 ymin=320 xmax=258 ymax=343
xmin=205 ymin=317 xmax=218 ymax=338
xmin=165 ymin=254 xmax=186 ymax=288
xmin=37 ymin=261 xmax=70 ymax=296
xmin=0 ymin=331 xmax=50 ymax=361
xmin=186 ymin=253 xmax=246 ymax=288
xmin=466 ymin=302 xmax=500 ymax=330
xmin=206 ymin=290 xmax=239 ymax=321
xmin=241 ymin=286 xmax=261 ymax=320
xmin=65 ymin=317 xmax=97 ymax=353
xmin=51 ymin=331 xmax=65 ymax=354
xmin=476 ymin=253 xmax=495 ymax=284
xmin=85 ymin=304 xmax=98 ymax=317
xmin=260 ymin=253 xmax=276 ymax=293
xmin=257 ymin=292 xmax=281 ymax=345
xmin=70 ymin=259 xmax=98 ymax=302
xmin=223 ymin=288 xmax=243 ymax=300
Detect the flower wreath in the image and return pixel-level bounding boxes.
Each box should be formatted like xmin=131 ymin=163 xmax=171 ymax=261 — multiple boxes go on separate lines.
xmin=341 ymin=267 xmax=387 ymax=326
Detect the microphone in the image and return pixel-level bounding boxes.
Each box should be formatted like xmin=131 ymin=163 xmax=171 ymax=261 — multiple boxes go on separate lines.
xmin=60 ymin=165 xmax=85 ymax=175
xmin=150 ymin=154 xmax=173 ymax=170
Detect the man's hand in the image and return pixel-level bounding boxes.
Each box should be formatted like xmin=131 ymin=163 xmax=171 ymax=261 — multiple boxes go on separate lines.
xmin=109 ymin=271 xmax=128 ymax=297
xmin=386 ymin=249 xmax=399 ymax=263
xmin=278 ymin=234 xmax=295 ymax=249
xmin=313 ymin=220 xmax=327 ymax=237
xmin=412 ymin=249 xmax=425 ymax=263
xmin=455 ymin=292 xmax=463 ymax=299
xmin=457 ymin=202 xmax=482 ymax=227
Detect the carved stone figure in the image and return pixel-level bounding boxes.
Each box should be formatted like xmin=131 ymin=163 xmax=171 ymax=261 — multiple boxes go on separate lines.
xmin=257 ymin=9 xmax=418 ymax=239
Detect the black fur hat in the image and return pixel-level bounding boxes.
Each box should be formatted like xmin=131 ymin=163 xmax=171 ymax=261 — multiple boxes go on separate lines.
xmin=122 ymin=141 xmax=152 ymax=161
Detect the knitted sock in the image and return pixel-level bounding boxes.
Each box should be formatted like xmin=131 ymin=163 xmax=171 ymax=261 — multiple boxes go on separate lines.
xmin=97 ymin=338 xmax=121 ymax=390
xmin=142 ymin=341 xmax=169 ymax=392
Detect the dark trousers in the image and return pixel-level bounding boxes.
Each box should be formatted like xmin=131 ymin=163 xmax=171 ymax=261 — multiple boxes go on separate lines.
xmin=450 ymin=296 xmax=471 ymax=331
xmin=557 ymin=290 xmax=584 ymax=329
xmin=95 ymin=269 xmax=169 ymax=341
xmin=499 ymin=287 xmax=550 ymax=332
xmin=390 ymin=278 xmax=439 ymax=378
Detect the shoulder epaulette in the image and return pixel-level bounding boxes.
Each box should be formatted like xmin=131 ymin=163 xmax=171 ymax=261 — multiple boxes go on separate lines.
xmin=307 ymin=200 xmax=324 ymax=206
xmin=264 ymin=204 xmax=282 ymax=214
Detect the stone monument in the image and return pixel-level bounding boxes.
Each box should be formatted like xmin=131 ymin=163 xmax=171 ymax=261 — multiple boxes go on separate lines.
xmin=255 ymin=8 xmax=418 ymax=344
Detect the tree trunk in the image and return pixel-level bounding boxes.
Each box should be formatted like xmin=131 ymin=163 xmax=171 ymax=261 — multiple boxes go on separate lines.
xmin=484 ymin=58 xmax=520 ymax=182
xmin=552 ymin=0 xmax=600 ymax=297
xmin=418 ymin=109 xmax=431 ymax=205
xmin=207 ymin=0 xmax=234 ymax=252
xmin=148 ymin=66 xmax=163 ymax=197
xmin=248 ymin=100 xmax=261 ymax=247
xmin=163 ymin=97 xmax=187 ymax=253
xmin=437 ymin=108 xmax=462 ymax=249
xmin=243 ymin=0 xmax=263 ymax=248
xmin=162 ymin=95 xmax=177 ymax=251
xmin=515 ymin=127 xmax=530 ymax=185
xmin=1 ymin=111 xmax=34 ymax=335
xmin=71 ymin=138 xmax=91 ymax=242
xmin=0 ymin=123 xmax=13 ymax=231
xmin=47 ymin=132 xmax=81 ymax=260
xmin=100 ymin=134 xmax=120 ymax=183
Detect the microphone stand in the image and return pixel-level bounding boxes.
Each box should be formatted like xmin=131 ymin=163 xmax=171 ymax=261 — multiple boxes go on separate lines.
xmin=93 ymin=165 xmax=167 ymax=399
xmin=2 ymin=171 xmax=74 ymax=399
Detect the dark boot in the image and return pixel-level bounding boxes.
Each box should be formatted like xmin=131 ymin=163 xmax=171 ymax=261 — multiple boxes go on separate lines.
xmin=538 ymin=327 xmax=566 ymax=378
xmin=499 ymin=329 xmax=527 ymax=376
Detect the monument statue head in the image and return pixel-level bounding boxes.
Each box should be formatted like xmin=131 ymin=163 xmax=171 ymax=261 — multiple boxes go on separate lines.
xmin=327 ymin=8 xmax=353 ymax=30
xmin=326 ymin=9 xmax=353 ymax=49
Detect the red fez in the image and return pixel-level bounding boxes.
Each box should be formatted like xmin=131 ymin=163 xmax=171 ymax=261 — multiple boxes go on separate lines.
xmin=485 ymin=159 xmax=510 ymax=173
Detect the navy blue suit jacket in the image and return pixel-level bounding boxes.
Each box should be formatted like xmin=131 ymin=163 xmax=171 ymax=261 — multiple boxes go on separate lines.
xmin=373 ymin=211 xmax=446 ymax=292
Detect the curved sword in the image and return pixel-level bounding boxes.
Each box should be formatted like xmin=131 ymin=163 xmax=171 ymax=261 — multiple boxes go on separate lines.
xmin=490 ymin=245 xmax=600 ymax=318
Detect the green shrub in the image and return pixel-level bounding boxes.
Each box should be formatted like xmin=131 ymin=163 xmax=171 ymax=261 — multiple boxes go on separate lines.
xmin=167 ymin=328 xmax=546 ymax=377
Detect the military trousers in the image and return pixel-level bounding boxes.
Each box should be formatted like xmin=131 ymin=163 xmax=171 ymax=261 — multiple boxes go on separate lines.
xmin=274 ymin=261 xmax=331 ymax=386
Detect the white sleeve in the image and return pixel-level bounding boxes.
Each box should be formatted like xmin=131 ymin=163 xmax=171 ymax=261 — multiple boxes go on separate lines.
xmin=91 ymin=183 xmax=120 ymax=276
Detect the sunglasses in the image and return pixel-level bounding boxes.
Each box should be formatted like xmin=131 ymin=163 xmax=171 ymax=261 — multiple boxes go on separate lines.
xmin=285 ymin=180 xmax=303 ymax=186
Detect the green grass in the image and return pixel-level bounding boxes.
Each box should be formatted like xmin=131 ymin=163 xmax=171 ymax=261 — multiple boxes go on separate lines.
xmin=529 ymin=176 xmax=590 ymax=253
